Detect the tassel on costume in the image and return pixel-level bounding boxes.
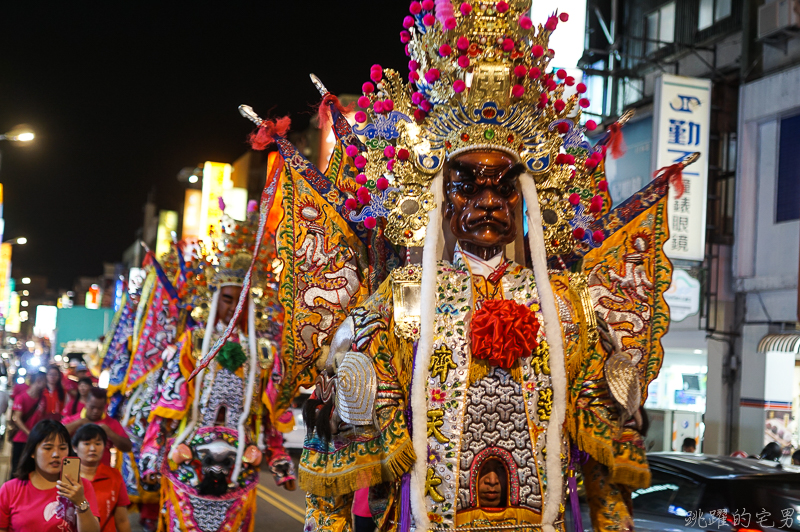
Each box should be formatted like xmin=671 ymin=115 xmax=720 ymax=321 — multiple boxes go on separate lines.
xmin=606 ymin=123 xmax=626 ymax=159
xmin=653 ymin=162 xmax=686 ymax=199
xmin=317 ymin=93 xmax=354 ymax=131
xmin=248 ymin=116 xmax=291 ymax=151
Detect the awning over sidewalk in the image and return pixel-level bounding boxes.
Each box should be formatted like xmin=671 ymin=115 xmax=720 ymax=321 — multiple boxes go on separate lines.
xmin=757 ymin=333 xmax=800 ymax=353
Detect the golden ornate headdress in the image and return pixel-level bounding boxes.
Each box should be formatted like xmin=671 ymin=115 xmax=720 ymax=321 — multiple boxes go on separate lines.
xmin=345 ymin=0 xmax=612 ymax=258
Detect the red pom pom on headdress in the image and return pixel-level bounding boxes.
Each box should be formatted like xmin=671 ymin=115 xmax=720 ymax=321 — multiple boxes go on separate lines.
xmin=248 ymin=116 xmax=291 ymax=151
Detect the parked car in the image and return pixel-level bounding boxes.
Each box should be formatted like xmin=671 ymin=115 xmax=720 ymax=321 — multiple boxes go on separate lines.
xmin=565 ymin=453 xmax=800 ymax=531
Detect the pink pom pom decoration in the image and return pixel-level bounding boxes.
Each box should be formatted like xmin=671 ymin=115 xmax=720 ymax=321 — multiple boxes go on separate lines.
xmin=425 ymin=69 xmax=441 ymax=83
xmin=384 ymin=145 xmax=396 ymax=158
xmin=397 ymin=148 xmax=410 ymax=161
xmin=497 ymin=1 xmax=509 ymax=13
xmin=598 ymin=179 xmax=608 ymax=192
xmin=593 ymin=230 xmax=605 ymax=243
xmin=412 ymin=92 xmax=424 ymax=105
xmin=345 ymin=197 xmax=358 ymax=210
xmin=346 ymin=145 xmax=359 ymax=158
xmin=453 ymin=79 xmax=466 ymax=93
xmin=565 ymin=76 xmax=575 ymax=86
xmin=414 ymin=109 xmax=427 ymax=121
xmin=589 ymin=195 xmax=604 ymax=213
xmin=362 ymin=82 xmax=375 ymax=94
xmin=444 ymin=17 xmax=457 ymax=29
xmin=458 ymin=55 xmax=470 ymax=68
xmin=576 ymin=83 xmax=587 ymax=93
xmin=355 ymin=111 xmax=367 ymax=123
xmin=532 ymin=45 xmax=544 ymax=57
xmin=586 ymin=120 xmax=597 ymax=131
xmin=439 ymin=44 xmax=452 ymax=57
xmin=354 ymin=155 xmax=367 ymax=169
xmin=420 ymin=100 xmax=432 ymax=112
xmin=376 ymin=177 xmax=389 ymax=190
xmin=422 ymin=0 xmax=434 ymax=9
xmin=409 ymin=60 xmax=419 ymax=71
xmin=384 ymin=99 xmax=395 ymax=112
xmin=546 ymin=79 xmax=557 ymax=91
xmin=557 ymin=122 xmax=569 ymax=134
xmin=569 ymin=193 xmax=581 ymax=205
xmin=409 ymin=71 xmax=420 ymax=82
xmin=554 ymin=99 xmax=566 ymax=112
xmin=371 ymin=63 xmax=383 ymax=74
xmin=528 ymin=66 xmax=541 ymax=78
xmin=460 ymin=2 xmax=472 ymax=15
xmin=387 ymin=159 xmax=396 ymax=171
xmin=400 ymin=30 xmax=411 ymax=43
xmin=423 ymin=13 xmax=435 ymax=26
xmin=573 ymin=227 xmax=585 ymax=239
xmin=519 ymin=16 xmax=533 ymax=29
xmin=403 ymin=15 xmax=415 ymax=28
xmin=579 ymin=98 xmax=590 ymax=108
xmin=358 ymin=96 xmax=371 ymax=108
xmin=560 ymin=12 xmax=570 ymax=21
xmin=556 ymin=69 xmax=567 ymax=80
xmin=502 ymin=38 xmax=515 ymax=52
xmin=545 ymin=16 xmax=558 ymax=30
xmin=357 ymin=186 xmax=371 ymax=204
xmin=355 ymin=174 xmax=368 ymax=185
xmin=374 ymin=100 xmax=384 ymax=113
xmin=370 ymin=70 xmax=382 ymax=83
xmin=409 ymin=1 xmax=422 ymax=14
xmin=513 ymin=65 xmax=527 ymax=77
xmin=364 ymin=216 xmax=377 ymax=229
xmin=457 ymin=36 xmax=469 ymax=50
xmin=511 ymin=84 xmax=525 ymax=98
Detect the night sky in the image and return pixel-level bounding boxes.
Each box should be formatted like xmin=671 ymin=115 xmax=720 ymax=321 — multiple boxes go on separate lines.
xmin=0 ymin=2 xmax=408 ymax=289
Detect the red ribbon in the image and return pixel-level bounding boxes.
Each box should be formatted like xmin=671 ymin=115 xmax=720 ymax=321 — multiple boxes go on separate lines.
xmin=470 ymin=300 xmax=540 ymax=369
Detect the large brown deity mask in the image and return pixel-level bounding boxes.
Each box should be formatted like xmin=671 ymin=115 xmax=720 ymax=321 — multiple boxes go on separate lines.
xmin=444 ymin=150 xmax=523 ymax=257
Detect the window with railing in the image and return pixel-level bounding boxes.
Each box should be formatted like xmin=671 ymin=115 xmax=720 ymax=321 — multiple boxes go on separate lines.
xmin=645 ymin=2 xmax=676 ymax=54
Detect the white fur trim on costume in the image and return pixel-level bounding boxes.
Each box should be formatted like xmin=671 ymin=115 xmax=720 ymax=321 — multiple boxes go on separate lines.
xmin=409 ymin=171 xmax=443 ymax=532
xmin=230 ymin=295 xmax=258 ymax=482
xmin=519 ymin=174 xmax=567 ymax=530
xmin=174 ymin=289 xmax=219 ymax=447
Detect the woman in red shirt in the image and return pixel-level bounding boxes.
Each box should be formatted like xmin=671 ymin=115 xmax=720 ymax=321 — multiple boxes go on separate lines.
xmin=43 ymin=365 xmax=66 ymax=422
xmin=0 ymin=419 xmax=100 ymax=532
xmin=73 ymin=424 xmax=131 ymax=532
xmin=10 ymin=372 xmax=47 ymax=474
xmin=62 ymin=378 xmax=93 ymax=417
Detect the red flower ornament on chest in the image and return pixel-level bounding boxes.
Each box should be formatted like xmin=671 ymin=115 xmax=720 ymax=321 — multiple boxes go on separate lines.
xmin=470 ymin=299 xmax=540 ymax=368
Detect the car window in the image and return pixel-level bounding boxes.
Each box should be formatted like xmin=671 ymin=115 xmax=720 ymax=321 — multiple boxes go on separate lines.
xmin=728 ymin=479 xmax=800 ymax=531
xmin=632 ymin=468 xmax=704 ymax=518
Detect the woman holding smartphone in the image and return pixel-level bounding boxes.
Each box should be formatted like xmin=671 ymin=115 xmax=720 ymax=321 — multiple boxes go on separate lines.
xmin=0 ymin=419 xmax=100 ymax=532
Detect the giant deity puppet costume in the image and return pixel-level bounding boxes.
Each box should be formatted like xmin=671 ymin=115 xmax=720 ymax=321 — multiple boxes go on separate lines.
xmin=195 ymin=1 xmax=697 ymax=531
xmin=142 ymin=203 xmax=291 ymax=532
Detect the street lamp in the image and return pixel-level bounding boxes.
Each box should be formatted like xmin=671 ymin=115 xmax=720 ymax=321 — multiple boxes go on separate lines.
xmin=0 ymin=126 xmax=35 ymax=143
xmin=2 ymin=237 xmax=26 ymax=245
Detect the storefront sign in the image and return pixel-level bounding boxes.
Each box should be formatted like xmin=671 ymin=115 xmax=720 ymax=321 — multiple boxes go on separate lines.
xmin=653 ymin=74 xmax=711 ymax=262
xmin=198 ymin=161 xmax=232 ymax=245
xmin=182 ymin=189 xmax=202 ymax=241
xmin=0 ymin=243 xmax=11 ymax=319
xmin=154 ymin=210 xmax=179 ymax=259
xmin=664 ymin=268 xmax=701 ymax=321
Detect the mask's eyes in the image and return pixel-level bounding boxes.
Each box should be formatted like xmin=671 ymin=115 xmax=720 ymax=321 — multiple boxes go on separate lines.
xmin=457 ymin=181 xmax=478 ymax=195
xmin=496 ymin=183 xmax=515 ymax=197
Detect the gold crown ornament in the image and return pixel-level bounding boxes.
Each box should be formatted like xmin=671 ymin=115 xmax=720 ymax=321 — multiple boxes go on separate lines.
xmin=337 ymin=0 xmax=613 ymax=258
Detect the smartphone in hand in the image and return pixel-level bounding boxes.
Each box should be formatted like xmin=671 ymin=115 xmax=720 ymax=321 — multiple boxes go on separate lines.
xmin=61 ymin=457 xmax=81 ymax=484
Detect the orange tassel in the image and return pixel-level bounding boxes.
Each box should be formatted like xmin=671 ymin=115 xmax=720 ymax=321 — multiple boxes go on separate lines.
xmin=653 ymin=163 xmax=685 ymax=199
xmin=248 ymin=116 xmax=291 ymax=151
xmin=317 ymin=94 xmax=355 ymax=130
xmin=607 ymin=123 xmax=627 ymax=159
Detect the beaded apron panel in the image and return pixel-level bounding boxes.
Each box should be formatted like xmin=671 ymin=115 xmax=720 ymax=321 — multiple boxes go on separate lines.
xmin=424 ymin=261 xmax=552 ymax=528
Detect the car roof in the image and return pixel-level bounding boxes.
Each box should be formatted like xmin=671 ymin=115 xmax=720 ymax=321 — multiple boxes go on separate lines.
xmin=648 ymin=452 xmax=800 ymax=480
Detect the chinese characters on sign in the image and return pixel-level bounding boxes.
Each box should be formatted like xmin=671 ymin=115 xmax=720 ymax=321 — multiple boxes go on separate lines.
xmin=653 ymin=74 xmax=711 ymax=261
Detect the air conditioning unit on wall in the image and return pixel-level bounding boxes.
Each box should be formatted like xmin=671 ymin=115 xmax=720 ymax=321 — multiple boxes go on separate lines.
xmin=758 ymin=0 xmax=800 ymax=41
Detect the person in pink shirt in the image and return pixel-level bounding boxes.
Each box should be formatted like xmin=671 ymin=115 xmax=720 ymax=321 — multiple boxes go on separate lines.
xmin=0 ymin=419 xmax=100 ymax=532
xmin=10 ymin=372 xmax=47 ymax=474
xmin=353 ymin=487 xmax=373 ymax=532
xmin=63 ymin=389 xmax=132 ymax=467
xmin=62 ymin=378 xmax=93 ymax=417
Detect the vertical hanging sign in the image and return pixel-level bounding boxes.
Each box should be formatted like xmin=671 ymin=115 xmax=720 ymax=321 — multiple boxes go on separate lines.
xmin=653 ymin=74 xmax=711 ymax=262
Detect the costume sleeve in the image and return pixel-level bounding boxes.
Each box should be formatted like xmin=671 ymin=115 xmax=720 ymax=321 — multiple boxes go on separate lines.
xmin=305 ymin=492 xmax=354 ymax=532
xmin=299 ymin=278 xmax=415 ymax=498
